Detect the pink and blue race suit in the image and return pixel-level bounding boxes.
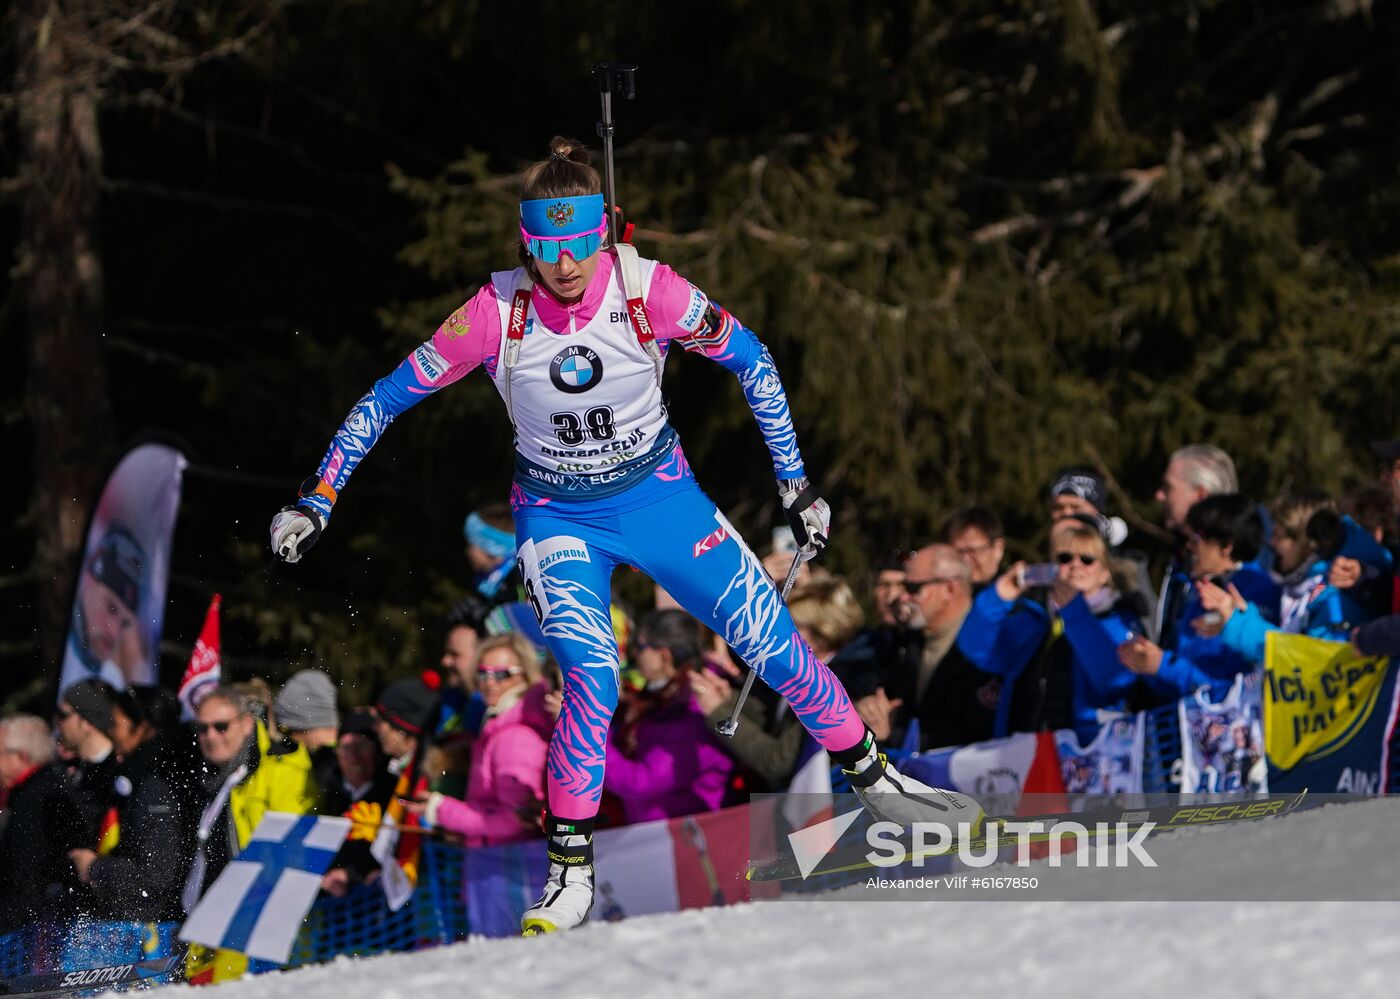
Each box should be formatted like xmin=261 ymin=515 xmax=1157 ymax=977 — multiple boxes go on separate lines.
xmin=300 ymin=250 xmax=865 ymax=822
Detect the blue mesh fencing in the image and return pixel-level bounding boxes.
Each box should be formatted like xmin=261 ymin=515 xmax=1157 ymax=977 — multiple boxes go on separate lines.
xmin=289 ymin=841 xmax=468 ymax=966
xmin=1142 ymin=702 xmax=1183 ymax=792
xmin=0 ymin=842 xmax=470 ymax=987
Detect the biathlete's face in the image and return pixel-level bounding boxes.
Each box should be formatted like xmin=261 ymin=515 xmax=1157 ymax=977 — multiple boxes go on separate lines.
xmin=520 ymin=194 xmax=607 ymax=303
xmin=534 ymin=250 xmax=601 ymax=303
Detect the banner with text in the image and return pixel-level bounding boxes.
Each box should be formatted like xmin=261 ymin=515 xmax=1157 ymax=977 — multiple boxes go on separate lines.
xmin=1264 ymin=633 xmax=1400 ymax=794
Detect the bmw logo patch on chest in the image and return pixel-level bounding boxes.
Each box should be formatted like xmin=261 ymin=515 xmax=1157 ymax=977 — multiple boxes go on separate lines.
xmin=551 ymin=345 xmax=604 ymax=394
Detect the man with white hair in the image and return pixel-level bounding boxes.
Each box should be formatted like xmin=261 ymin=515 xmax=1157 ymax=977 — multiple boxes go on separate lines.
xmin=1153 ymin=444 xmax=1241 ymax=648
xmin=0 ymin=714 xmax=87 ymax=932
xmin=1156 ymin=445 xmax=1239 ymax=534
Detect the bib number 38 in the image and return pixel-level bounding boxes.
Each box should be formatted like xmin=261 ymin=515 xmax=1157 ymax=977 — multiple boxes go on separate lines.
xmin=551 ymin=406 xmax=616 ymax=446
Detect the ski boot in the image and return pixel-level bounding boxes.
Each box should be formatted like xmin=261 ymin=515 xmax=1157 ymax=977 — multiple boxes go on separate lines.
xmin=521 ymin=815 xmax=595 ymax=936
xmin=834 ymin=730 xmax=985 ymax=835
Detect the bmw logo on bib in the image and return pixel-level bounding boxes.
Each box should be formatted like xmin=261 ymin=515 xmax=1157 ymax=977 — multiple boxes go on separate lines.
xmin=550 ymin=345 xmax=604 ymax=394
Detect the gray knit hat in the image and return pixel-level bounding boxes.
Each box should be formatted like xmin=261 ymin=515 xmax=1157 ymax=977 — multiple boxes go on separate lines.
xmin=275 ymin=670 xmax=340 ymax=732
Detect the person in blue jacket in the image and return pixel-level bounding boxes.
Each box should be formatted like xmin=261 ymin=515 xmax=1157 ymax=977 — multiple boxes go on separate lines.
xmin=1118 ymin=493 xmax=1281 ymax=699
xmin=958 ymin=514 xmax=1147 ymax=741
xmin=1196 ymin=495 xmax=1392 ymax=660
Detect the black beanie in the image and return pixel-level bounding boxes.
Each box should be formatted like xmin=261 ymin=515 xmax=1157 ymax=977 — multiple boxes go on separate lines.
xmin=1050 ymin=466 xmax=1109 ymax=515
xmin=375 ymin=673 xmax=441 ymax=737
xmin=61 ymin=679 xmax=117 ymax=733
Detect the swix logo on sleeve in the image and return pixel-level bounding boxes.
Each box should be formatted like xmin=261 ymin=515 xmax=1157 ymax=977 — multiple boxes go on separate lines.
xmin=693 ymin=524 xmax=729 ymax=557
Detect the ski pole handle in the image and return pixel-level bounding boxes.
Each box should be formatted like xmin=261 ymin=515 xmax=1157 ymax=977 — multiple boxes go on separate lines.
xmin=592 ymin=63 xmax=638 ymax=247
xmin=717 ymin=554 xmax=804 ymax=738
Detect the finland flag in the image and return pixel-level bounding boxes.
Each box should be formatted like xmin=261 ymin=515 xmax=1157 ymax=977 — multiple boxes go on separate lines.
xmin=180 ymin=813 xmax=350 ymax=964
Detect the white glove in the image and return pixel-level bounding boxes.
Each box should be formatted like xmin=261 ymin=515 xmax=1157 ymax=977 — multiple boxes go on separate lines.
xmin=270 ymin=506 xmax=324 ymax=564
xmin=779 ymin=477 xmax=830 ymax=562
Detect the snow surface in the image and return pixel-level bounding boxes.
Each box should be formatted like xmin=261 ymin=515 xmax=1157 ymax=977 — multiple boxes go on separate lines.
xmin=157 ymin=799 xmax=1400 ymax=998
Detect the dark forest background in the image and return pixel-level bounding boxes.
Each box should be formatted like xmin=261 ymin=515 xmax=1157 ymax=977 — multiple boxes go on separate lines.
xmin=4 ymin=0 xmax=1400 ymax=710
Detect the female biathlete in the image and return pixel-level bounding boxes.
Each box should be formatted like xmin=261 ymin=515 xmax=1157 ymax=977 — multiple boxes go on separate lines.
xmin=270 ymin=138 xmax=981 ymax=933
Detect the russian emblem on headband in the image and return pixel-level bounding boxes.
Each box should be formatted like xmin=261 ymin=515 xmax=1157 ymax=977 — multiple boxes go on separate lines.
xmin=546 ymin=201 xmax=575 ymax=228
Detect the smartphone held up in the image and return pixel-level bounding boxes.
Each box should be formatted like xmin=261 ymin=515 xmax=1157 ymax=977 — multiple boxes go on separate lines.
xmin=1019 ymin=562 xmax=1058 ymax=588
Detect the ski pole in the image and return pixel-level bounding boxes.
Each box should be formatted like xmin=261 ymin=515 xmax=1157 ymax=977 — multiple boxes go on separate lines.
xmin=716 ymin=553 xmax=804 ymax=738
xmin=591 ymin=63 xmax=638 ymax=246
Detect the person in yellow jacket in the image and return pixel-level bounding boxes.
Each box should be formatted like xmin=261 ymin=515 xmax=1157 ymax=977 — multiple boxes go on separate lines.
xmin=181 ymin=686 xmax=320 ymax=984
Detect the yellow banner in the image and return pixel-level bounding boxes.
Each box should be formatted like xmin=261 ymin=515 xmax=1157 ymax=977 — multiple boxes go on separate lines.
xmin=1263 ymin=632 xmax=1391 ymax=771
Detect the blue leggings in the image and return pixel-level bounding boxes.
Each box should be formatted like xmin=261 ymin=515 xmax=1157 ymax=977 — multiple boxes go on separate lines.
xmin=510 ymin=454 xmax=865 ymax=820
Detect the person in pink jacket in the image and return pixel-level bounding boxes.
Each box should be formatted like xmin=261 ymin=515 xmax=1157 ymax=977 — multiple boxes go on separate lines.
xmin=414 ymin=635 xmax=551 ymax=847
xmin=605 ymin=610 xmax=735 ymax=824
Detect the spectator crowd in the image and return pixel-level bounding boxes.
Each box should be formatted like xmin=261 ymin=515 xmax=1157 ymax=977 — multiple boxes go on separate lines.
xmin=6 ymin=443 xmax=1400 ymax=946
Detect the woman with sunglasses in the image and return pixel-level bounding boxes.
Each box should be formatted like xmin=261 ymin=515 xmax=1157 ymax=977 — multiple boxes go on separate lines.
xmin=409 ymin=635 xmax=551 ymax=848
xmin=268 ymin=137 xmax=971 ymax=933
xmin=961 ymin=514 xmax=1146 ymax=740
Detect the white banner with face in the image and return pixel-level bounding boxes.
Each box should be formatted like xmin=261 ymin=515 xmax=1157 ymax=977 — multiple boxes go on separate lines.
xmin=59 ymin=442 xmax=186 ymax=702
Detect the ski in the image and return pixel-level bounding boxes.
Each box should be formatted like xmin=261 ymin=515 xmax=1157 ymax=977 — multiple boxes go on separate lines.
xmin=747 ymin=789 xmax=1309 ymax=883
xmin=0 ymin=956 xmax=180 ymax=997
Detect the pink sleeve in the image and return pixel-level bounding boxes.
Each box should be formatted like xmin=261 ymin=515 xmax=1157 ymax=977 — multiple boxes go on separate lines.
xmin=431 ymin=794 xmax=495 ymax=839
xmin=430 ymin=281 xmax=504 ymax=377
xmin=432 ymin=727 xmax=546 ymax=841
xmin=646 ymin=263 xmax=716 ymax=344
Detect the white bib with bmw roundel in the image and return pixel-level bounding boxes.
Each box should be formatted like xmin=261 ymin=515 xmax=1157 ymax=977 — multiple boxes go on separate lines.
xmin=489 ymin=259 xmax=670 ymax=494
